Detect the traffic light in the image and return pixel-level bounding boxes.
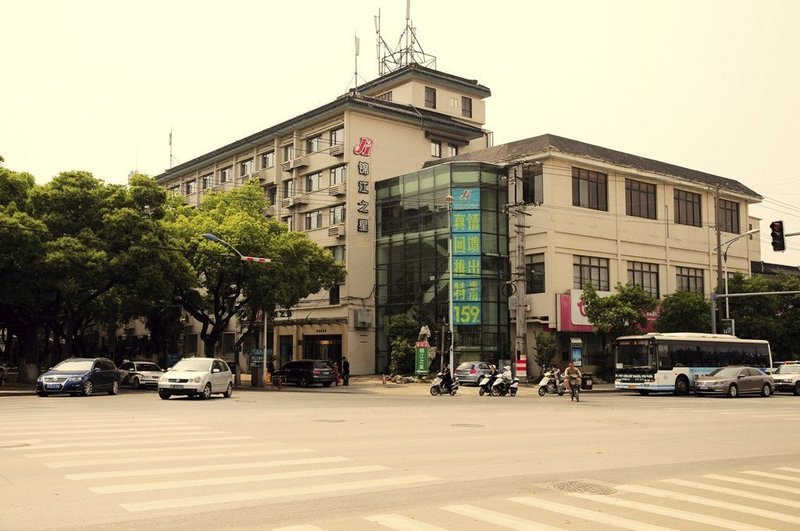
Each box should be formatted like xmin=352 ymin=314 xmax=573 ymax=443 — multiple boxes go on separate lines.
xmin=770 ymin=220 xmax=786 ymax=251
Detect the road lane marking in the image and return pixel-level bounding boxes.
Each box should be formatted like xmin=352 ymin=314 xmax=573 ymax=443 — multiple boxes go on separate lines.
xmin=273 ymin=526 xmax=327 ymax=531
xmin=18 ymin=435 xmax=254 ymax=451
xmin=705 ymin=474 xmax=800 ymax=495
xmin=364 ymin=513 xmax=449 ymax=530
xmin=662 ymin=478 xmax=800 ymax=509
xmin=561 ymin=492 xmax=769 ymax=531
xmin=444 ymin=504 xmax=568 ymax=531
xmin=508 ymin=497 xmax=675 ymax=531
xmin=26 ymin=441 xmax=266 ymax=459
xmin=779 ymin=467 xmax=800 ymax=473
xmin=92 ymin=465 xmax=389 ymax=493
xmin=616 ymin=484 xmax=800 ymax=526
xmin=1 ymin=422 xmax=190 ymax=436
xmin=67 ymin=456 xmax=349 ymax=480
xmin=3 ymin=426 xmax=211 ymax=442
xmin=743 ymin=470 xmax=800 ymax=483
xmin=121 ymin=475 xmax=438 ymax=512
xmin=47 ymin=447 xmax=315 ymax=468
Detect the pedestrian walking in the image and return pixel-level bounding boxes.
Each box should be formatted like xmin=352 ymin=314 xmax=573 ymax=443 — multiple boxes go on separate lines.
xmin=332 ymin=361 xmax=340 ymax=386
xmin=341 ymin=356 xmax=350 ymax=386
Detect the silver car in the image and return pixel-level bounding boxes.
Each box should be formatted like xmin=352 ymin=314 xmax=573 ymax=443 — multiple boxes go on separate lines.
xmin=118 ymin=360 xmax=164 ymax=389
xmin=157 ymin=358 xmax=233 ymax=400
xmin=694 ymin=366 xmax=773 ymax=398
xmin=454 ymin=361 xmax=494 ymax=386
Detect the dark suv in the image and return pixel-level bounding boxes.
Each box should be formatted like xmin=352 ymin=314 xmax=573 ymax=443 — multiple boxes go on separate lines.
xmin=274 ymin=360 xmax=336 ymax=388
xmin=36 ymin=357 xmax=119 ymax=397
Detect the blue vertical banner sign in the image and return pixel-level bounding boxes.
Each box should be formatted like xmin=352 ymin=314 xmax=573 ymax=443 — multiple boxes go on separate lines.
xmin=451 ymin=188 xmax=481 ymax=325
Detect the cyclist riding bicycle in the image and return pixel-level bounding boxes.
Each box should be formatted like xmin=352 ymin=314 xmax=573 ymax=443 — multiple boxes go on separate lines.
xmin=564 ymin=361 xmax=582 ymax=399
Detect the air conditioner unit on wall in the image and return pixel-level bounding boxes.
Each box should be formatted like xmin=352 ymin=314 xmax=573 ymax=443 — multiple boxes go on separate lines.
xmin=353 ymin=309 xmax=373 ymax=329
xmin=328 ymin=224 xmax=346 ymax=238
xmin=330 ymin=144 xmax=344 ymax=157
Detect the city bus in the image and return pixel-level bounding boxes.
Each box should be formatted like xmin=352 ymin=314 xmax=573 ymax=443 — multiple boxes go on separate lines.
xmin=614 ymin=333 xmax=772 ymax=395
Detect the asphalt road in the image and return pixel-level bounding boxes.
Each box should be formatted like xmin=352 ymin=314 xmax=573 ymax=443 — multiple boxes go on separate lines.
xmin=1 ymin=381 xmax=799 ymax=530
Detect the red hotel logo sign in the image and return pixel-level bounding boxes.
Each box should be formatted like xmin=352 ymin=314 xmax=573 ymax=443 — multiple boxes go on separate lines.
xmin=558 ymin=289 xmax=658 ymax=333
xmin=353 ymin=137 xmax=373 ymax=156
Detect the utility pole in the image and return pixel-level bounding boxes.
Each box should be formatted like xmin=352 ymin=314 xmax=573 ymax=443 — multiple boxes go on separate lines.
xmin=713 ymin=186 xmax=723 ymax=334
xmin=513 ymin=165 xmax=527 ymax=379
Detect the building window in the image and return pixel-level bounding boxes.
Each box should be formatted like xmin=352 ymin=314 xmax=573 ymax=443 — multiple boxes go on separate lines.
xmin=282 ymin=216 xmax=293 ymax=231
xmin=201 ymin=174 xmax=213 ymax=189
xmin=266 ymin=185 xmax=277 ymax=207
xmin=184 ymin=181 xmax=196 ymax=195
xmin=330 ymin=165 xmax=346 ymax=185
xmin=447 ymin=144 xmax=458 ymax=157
xmin=573 ymin=255 xmax=610 ymax=291
xmin=330 ymin=204 xmax=346 ymax=225
xmin=462 ymin=96 xmax=472 ymax=118
xmin=261 ymin=151 xmax=275 ymax=168
xmin=572 ymin=167 xmax=607 ymax=211
xmin=305 ymin=209 xmax=323 ymax=230
xmin=626 ymin=178 xmax=657 ymax=220
xmin=525 ymin=253 xmax=545 ymax=294
xmin=219 ymin=167 xmax=232 ymax=183
xmin=329 ymin=284 xmax=340 ymax=305
xmin=676 ymin=266 xmax=704 ymax=293
xmin=330 ymin=127 xmax=344 ymax=146
xmin=283 ymin=144 xmax=294 ymax=161
xmin=328 ymin=245 xmax=345 ymax=265
xmin=168 ymin=185 xmax=180 ymax=195
xmin=306 ymin=135 xmax=323 ymax=154
xmin=674 ymin=189 xmax=702 ymax=227
xmin=376 ymin=91 xmax=392 ymax=102
xmin=424 ymin=86 xmax=436 ymax=109
xmin=305 ymin=172 xmax=323 ymax=192
xmin=282 ymin=179 xmax=295 ymax=198
xmin=523 ymin=165 xmax=543 ymax=205
xmin=719 ymin=198 xmax=740 ymax=234
xmin=430 ymin=140 xmax=442 ymax=158
xmin=627 ymin=261 xmax=659 ymax=298
xmin=239 ymin=159 xmax=253 ymax=178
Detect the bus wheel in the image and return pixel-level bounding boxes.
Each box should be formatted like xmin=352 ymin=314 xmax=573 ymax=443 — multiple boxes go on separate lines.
xmin=727 ymin=384 xmax=739 ymax=398
xmin=794 ymin=382 xmax=800 ymax=396
xmin=674 ymin=376 xmax=690 ymax=396
xmin=637 ymin=390 xmax=650 ymax=396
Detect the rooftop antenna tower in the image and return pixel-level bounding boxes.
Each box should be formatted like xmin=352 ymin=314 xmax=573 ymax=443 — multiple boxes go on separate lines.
xmin=375 ymin=0 xmax=436 ymax=75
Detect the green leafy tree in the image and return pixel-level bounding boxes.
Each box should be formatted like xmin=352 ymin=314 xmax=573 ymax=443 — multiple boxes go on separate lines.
xmin=165 ymin=182 xmax=345 ymax=357
xmin=384 ymin=313 xmax=419 ymax=375
xmin=654 ymin=290 xmax=712 ymax=333
xmin=531 ymin=331 xmax=558 ymax=376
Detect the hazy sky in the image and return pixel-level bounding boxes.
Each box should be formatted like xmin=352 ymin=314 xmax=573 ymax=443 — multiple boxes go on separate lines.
xmin=2 ymin=0 xmax=799 ymax=266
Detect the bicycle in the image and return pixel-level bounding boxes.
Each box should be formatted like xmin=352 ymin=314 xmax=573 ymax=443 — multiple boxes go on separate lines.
xmin=568 ymin=377 xmax=580 ymax=402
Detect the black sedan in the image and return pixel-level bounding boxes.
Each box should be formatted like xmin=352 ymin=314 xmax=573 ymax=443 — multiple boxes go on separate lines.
xmin=273 ymin=360 xmax=336 ymax=388
xmin=36 ymin=357 xmax=120 ymax=397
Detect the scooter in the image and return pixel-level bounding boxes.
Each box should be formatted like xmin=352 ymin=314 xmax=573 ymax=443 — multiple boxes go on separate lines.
xmin=430 ymin=372 xmax=459 ymax=396
xmin=537 ymin=370 xmax=565 ymax=397
xmin=477 ymin=373 xmax=497 ymax=396
xmin=491 ymin=368 xmax=519 ymax=396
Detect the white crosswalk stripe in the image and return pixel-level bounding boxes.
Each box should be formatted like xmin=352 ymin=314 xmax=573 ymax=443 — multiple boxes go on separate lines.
xmin=705 ymin=473 xmax=800 ymax=495
xmin=508 ymin=496 xmax=676 ymax=531
xmin=45 ymin=446 xmax=311 ymax=468
xmin=661 ymin=478 xmax=800 ymax=509
xmin=364 ymin=513 xmax=449 ymax=530
xmin=743 ymin=470 xmax=800 ymax=483
xmin=443 ymin=503 xmax=574 ymax=531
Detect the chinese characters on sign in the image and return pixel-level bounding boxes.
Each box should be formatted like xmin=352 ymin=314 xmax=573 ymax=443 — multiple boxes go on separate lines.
xmin=451 ymin=187 xmax=481 ymax=325
xmin=353 ymin=137 xmax=373 ymax=233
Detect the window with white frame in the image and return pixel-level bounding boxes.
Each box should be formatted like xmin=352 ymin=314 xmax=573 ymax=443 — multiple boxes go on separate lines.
xmin=168 ymin=185 xmax=180 ymax=195
xmin=283 ymin=144 xmax=294 ymax=161
xmin=282 ymin=215 xmax=293 ymax=231
xmin=676 ymin=266 xmax=704 ymax=293
xmin=305 ymin=172 xmax=323 ymax=192
xmin=305 ymin=209 xmax=323 ymax=230
xmin=330 ymin=165 xmax=346 ymax=185
xmin=330 ymin=204 xmax=346 ymax=225
xmin=239 ymin=159 xmax=253 ymax=178
xmin=447 ymin=144 xmax=458 ymax=157
xmin=282 ymin=179 xmax=295 ymax=198
xmin=266 ymin=186 xmax=277 ymax=207
xmin=185 ymin=180 xmax=196 ymax=194
xmin=306 ymin=135 xmax=323 ymax=154
xmin=219 ymin=167 xmax=232 ymax=183
xmin=330 ymin=127 xmax=344 ymax=146
xmin=430 ymin=140 xmax=442 ymax=158
xmin=627 ymin=261 xmax=659 ymax=298
xmin=573 ymin=255 xmax=610 ymax=291
xmin=261 ymin=151 xmax=275 ymax=168
xmin=328 ymin=245 xmax=345 ymax=265
xmin=201 ymin=174 xmax=213 ymax=189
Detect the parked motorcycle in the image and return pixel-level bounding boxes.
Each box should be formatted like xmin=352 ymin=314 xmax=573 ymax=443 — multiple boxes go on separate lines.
xmin=491 ymin=367 xmax=518 ymax=396
xmin=477 ymin=373 xmax=497 ymax=396
xmin=537 ymin=370 xmax=565 ymax=397
xmin=430 ymin=372 xmax=459 ymax=396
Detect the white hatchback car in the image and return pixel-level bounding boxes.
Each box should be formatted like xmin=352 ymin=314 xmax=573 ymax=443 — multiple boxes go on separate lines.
xmin=158 ymin=358 xmax=233 ymax=400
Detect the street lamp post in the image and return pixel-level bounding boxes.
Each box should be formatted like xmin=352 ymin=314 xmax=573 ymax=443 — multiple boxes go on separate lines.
xmin=445 ymin=195 xmax=454 ymax=378
xmin=202 ymin=233 xmax=271 ymax=386
xmin=716 ymin=228 xmax=760 ymax=334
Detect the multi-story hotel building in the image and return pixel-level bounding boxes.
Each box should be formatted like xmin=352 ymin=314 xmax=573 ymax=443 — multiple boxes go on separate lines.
xmin=154 ymin=64 xmax=763 ymax=377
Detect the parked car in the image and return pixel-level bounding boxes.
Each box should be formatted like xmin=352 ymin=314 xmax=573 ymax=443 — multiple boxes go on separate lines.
xmin=771 ymin=361 xmax=800 ymax=395
xmin=454 ymin=361 xmax=494 ymax=386
xmin=118 ymin=360 xmax=164 ymax=389
xmin=694 ymin=366 xmax=774 ymax=398
xmin=0 ymin=363 xmax=7 ymax=387
xmin=157 ymin=357 xmax=233 ymax=400
xmin=36 ymin=357 xmax=119 ymax=397
xmin=273 ymin=360 xmax=335 ymax=388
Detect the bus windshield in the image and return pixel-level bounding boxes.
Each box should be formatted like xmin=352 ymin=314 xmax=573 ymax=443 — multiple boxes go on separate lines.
xmin=615 ymin=339 xmax=652 ymax=368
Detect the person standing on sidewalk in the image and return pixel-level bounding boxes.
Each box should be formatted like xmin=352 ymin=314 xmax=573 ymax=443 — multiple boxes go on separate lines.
xmin=341 ymin=356 xmax=350 ymax=386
